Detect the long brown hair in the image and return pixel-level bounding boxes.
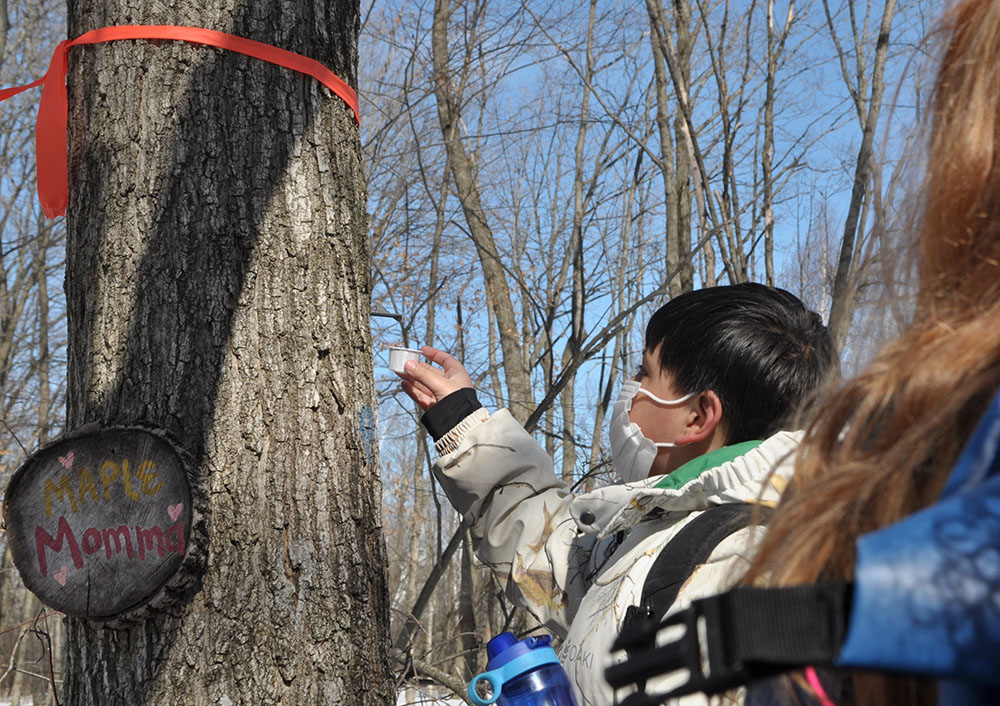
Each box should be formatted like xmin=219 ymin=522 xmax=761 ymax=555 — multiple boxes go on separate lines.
xmin=743 ymin=1 xmax=1000 ymax=703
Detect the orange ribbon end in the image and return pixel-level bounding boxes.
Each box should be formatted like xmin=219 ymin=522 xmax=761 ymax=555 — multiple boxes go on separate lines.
xmin=2 ymin=26 xmax=360 ymax=218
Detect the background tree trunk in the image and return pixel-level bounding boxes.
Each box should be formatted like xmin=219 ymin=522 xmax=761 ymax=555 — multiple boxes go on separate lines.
xmin=646 ymin=0 xmax=695 ymax=296
xmin=431 ymin=0 xmax=533 ymax=424
xmin=762 ymin=0 xmax=796 ymax=287
xmin=672 ymin=0 xmax=694 ymax=293
xmin=60 ymin=1 xmax=391 ymax=704
xmin=825 ymin=0 xmax=898 ymax=350
xmin=0 ymin=543 xmax=62 ymax=706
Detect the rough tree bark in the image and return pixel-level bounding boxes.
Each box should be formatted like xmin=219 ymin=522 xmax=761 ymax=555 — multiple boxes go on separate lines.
xmin=60 ymin=1 xmax=391 ymax=704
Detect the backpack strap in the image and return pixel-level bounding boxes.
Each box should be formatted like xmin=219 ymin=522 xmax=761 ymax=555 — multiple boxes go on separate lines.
xmin=609 ymin=582 xmax=853 ymax=705
xmin=620 ymin=504 xmax=773 ymax=682
xmin=641 ymin=504 xmax=771 ymax=623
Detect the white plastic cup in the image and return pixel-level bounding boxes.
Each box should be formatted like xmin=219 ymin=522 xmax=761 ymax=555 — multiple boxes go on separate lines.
xmin=388 ymin=346 xmax=423 ymax=373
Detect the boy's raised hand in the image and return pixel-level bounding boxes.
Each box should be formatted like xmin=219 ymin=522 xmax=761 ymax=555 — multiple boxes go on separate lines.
xmin=397 ymin=345 xmax=474 ymax=411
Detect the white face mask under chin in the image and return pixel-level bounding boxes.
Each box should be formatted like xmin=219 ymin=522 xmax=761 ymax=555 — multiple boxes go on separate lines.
xmin=609 ymin=380 xmax=695 ymax=484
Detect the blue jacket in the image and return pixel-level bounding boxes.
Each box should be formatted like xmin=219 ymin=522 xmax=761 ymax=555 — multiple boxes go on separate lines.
xmin=835 ymin=388 xmax=1000 ymax=701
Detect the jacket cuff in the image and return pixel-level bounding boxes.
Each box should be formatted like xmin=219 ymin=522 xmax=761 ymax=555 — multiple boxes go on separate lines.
xmin=434 ymin=408 xmax=491 ymax=456
xmin=420 ymin=387 xmax=485 ymax=441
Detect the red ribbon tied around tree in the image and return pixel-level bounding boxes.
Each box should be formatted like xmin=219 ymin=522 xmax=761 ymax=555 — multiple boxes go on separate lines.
xmin=0 ymin=25 xmax=360 ymax=218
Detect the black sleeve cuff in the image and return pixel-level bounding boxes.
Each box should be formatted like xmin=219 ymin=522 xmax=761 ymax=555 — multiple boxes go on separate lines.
xmin=421 ymin=388 xmax=483 ymax=442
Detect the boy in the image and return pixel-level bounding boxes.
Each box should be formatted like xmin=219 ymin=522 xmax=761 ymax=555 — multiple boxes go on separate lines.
xmin=399 ymin=283 xmax=833 ymax=705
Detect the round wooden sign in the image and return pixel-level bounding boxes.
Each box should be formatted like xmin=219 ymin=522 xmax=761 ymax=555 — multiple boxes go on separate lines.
xmin=2 ymin=427 xmax=194 ymax=620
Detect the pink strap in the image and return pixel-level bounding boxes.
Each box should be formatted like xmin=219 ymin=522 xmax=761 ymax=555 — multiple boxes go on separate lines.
xmin=805 ymin=666 xmax=837 ymax=706
xmin=1 ymin=26 xmax=360 ymax=218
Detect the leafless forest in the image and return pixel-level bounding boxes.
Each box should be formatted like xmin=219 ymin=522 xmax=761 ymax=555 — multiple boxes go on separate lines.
xmin=0 ymin=0 xmax=939 ymax=704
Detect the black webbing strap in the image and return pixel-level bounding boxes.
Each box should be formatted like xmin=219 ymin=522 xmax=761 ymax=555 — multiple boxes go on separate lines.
xmin=607 ymin=582 xmax=853 ymax=704
xmin=640 ymin=504 xmax=772 ymax=624
xmin=721 ymin=583 xmax=852 ymax=666
xmin=618 ymin=504 xmax=772 ymax=699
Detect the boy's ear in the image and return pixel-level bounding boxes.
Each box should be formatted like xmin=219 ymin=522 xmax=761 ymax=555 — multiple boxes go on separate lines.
xmin=675 ymin=390 xmax=725 ymax=445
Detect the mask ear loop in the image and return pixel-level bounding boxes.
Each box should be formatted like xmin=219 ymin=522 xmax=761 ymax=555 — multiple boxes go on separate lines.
xmin=632 ymin=389 xmax=698 ymax=448
xmin=633 ymin=388 xmax=696 ymax=406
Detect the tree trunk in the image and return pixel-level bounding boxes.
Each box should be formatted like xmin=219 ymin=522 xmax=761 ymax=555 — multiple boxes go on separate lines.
xmin=647 ymin=0 xmax=732 ymax=284
xmin=559 ymin=0 xmax=597 ymax=483
xmin=826 ymin=0 xmax=897 ymax=349
xmin=0 ymin=0 xmax=8 ymax=68
xmin=431 ymin=0 xmax=533 ymax=424
xmin=762 ymin=1 xmax=784 ymax=287
xmin=646 ymin=0 xmax=694 ymax=297
xmin=672 ymin=0 xmax=694 ymax=292
xmin=457 ymin=528 xmax=478 ymax=680
xmin=61 ymin=2 xmax=391 ymax=704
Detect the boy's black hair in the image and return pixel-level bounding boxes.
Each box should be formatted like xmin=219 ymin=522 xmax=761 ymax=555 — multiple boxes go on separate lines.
xmin=645 ymin=283 xmax=834 ymax=443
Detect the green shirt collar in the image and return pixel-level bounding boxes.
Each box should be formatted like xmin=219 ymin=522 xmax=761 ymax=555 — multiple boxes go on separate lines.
xmin=653 ymin=439 xmax=764 ymax=490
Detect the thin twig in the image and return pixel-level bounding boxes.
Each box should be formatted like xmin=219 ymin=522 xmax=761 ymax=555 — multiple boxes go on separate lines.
xmin=12 ymin=666 xmax=61 ymax=683
xmin=0 ymin=610 xmax=62 ymax=637
xmin=398 ymin=652 xmax=475 ymax=706
xmin=0 ymin=626 xmax=28 ymax=687
xmin=32 ymin=608 xmax=61 ymax=706
xmin=1 ymin=417 xmax=28 ymax=455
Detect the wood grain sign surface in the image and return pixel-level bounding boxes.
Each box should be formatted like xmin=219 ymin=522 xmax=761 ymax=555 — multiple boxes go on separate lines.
xmin=2 ymin=428 xmax=193 ymax=619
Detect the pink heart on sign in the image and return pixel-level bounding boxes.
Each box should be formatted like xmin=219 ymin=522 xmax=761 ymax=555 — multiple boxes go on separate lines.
xmin=53 ymin=566 xmax=68 ymax=586
xmin=58 ymin=451 xmax=74 ymax=469
xmin=168 ymin=503 xmax=183 ymax=522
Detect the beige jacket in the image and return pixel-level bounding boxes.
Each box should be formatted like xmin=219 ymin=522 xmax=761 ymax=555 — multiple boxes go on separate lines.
xmin=432 ymin=408 xmax=800 ymax=706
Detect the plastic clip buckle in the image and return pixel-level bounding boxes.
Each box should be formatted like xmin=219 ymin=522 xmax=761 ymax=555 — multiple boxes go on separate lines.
xmin=606 ymin=593 xmax=755 ymax=704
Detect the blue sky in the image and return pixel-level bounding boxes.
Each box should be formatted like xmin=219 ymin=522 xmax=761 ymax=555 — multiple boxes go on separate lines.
xmin=364 ymin=0 xmax=938 ymax=478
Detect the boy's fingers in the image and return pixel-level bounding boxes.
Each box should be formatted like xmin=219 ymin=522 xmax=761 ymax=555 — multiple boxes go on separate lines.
xmin=407 ymin=376 xmax=435 ymax=401
xmin=403 ymin=359 xmax=444 ymax=388
xmin=421 ymin=346 xmax=462 ymax=372
xmin=420 ymin=346 xmax=473 ymax=386
xmin=419 ymin=345 xmax=445 ymax=357
xmin=400 ymin=380 xmax=434 ymax=410
xmin=395 ymin=369 xmax=436 ymax=399
xmin=404 ymin=360 xmax=464 ymax=399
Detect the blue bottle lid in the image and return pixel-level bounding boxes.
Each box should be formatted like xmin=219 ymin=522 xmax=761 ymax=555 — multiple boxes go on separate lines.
xmin=486 ymin=632 xmax=519 ymax=661
xmin=468 ymin=633 xmax=560 ymax=706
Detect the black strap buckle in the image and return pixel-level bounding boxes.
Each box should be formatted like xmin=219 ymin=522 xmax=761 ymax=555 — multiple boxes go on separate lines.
xmin=608 ymin=593 xmax=756 ymax=705
xmin=607 ymin=583 xmax=852 ymax=704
